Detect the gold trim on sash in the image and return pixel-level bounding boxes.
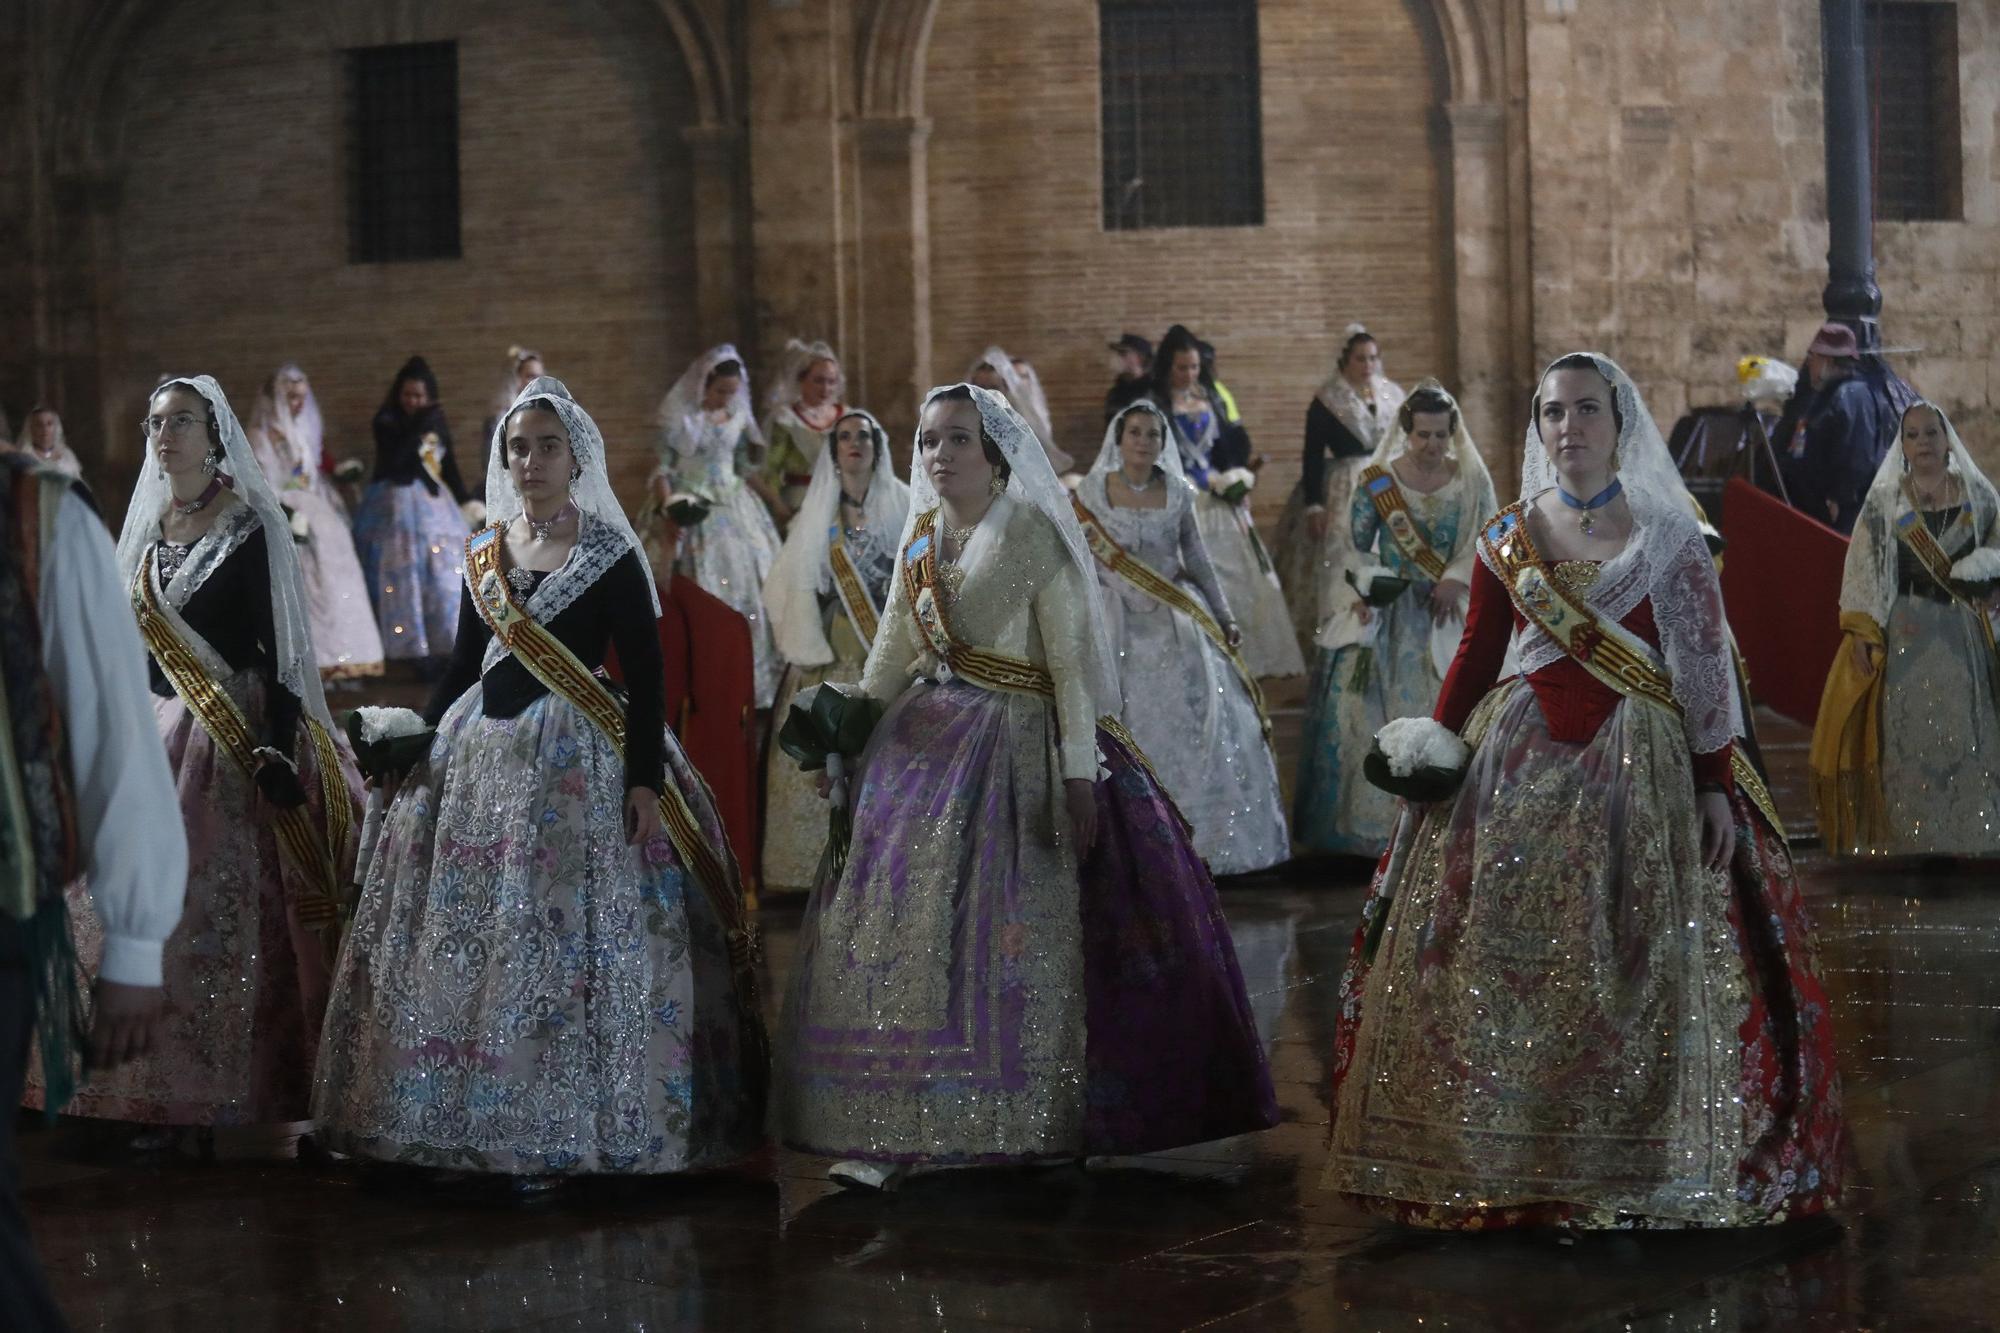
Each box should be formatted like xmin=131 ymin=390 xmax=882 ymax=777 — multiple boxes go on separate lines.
xmin=1069 ymin=495 xmax=1273 ymax=742
xmin=462 ymin=528 xmax=759 ymax=997
xmin=1478 ymin=504 xmax=1785 ymax=838
xmin=1358 ymin=464 xmax=1449 ymax=581
xmin=827 ymin=529 xmax=880 ymax=649
xmin=900 ymin=509 xmax=1059 ymax=700
xmin=1893 ymin=500 xmax=2000 ymax=678
xmin=132 ymin=549 xmax=347 ymax=936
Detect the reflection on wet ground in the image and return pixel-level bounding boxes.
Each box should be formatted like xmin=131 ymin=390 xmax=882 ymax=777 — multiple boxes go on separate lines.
xmin=20 ymin=854 xmax=2000 ymax=1331
xmin=20 ymin=707 xmax=2000 ymax=1330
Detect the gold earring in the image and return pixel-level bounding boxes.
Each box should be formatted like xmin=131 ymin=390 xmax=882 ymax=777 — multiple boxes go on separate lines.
xmin=989 ymin=474 xmax=1006 ymax=497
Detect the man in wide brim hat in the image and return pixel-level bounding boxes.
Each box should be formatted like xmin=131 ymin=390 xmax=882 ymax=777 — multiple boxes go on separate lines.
xmin=1772 ymin=320 xmax=1897 ymax=534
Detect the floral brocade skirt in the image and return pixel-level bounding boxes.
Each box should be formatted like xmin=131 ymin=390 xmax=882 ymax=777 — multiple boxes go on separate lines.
xmin=352 ymin=479 xmax=466 ymax=661
xmin=29 ymin=674 xmax=360 ymax=1127
xmin=311 ymin=689 xmax=767 ymax=1174
xmin=283 ymin=484 xmax=385 ymax=680
xmin=1322 ymin=680 xmax=1844 ymax=1229
xmin=775 ymin=679 xmax=1278 ymax=1164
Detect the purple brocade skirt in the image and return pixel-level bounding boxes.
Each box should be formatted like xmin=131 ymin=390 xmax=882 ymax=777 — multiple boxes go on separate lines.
xmin=352 ymin=479 xmax=465 ymax=660
xmin=775 ymin=679 xmax=1277 ymax=1163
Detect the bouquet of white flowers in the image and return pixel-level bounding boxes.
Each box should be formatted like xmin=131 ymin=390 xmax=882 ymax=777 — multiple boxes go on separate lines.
xmin=287 ymin=507 xmax=311 ymax=544
xmin=665 ymin=488 xmax=715 ymax=528
xmin=332 ymin=458 xmax=366 ymax=484
xmin=1207 ymin=467 xmax=1256 ymax=506
xmin=1950 ymin=546 xmax=2000 ymax=601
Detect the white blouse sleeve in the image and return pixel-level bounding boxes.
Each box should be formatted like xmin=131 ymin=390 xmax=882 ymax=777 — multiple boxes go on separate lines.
xmin=858 ymin=553 xmax=923 ymax=705
xmin=1033 ymin=556 xmax=1105 ymax=782
xmin=38 ymin=490 xmax=186 ymax=987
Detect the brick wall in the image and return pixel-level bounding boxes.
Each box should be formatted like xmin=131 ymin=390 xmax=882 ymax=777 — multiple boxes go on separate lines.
xmin=90 ymin=0 xmax=700 ymax=517
xmin=922 ymin=0 xmax=1450 ymax=523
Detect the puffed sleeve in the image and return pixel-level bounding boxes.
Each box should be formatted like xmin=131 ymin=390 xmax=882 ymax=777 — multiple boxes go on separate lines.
xmin=39 ymin=489 xmax=187 ymax=987
xmin=1175 ymin=493 xmax=1235 ymax=625
xmin=1032 ymin=556 xmax=1104 ymax=781
xmin=858 ymin=547 xmax=923 ymax=704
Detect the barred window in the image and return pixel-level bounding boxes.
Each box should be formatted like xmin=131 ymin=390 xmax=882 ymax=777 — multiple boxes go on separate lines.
xmin=1100 ymin=0 xmax=1265 ymax=231
xmin=1870 ymin=2 xmax=1961 ymax=222
xmin=346 ymin=41 xmax=462 ymax=263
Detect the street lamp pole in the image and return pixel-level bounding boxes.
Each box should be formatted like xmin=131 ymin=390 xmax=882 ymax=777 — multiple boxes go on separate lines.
xmin=1820 ymin=0 xmax=1883 ymax=350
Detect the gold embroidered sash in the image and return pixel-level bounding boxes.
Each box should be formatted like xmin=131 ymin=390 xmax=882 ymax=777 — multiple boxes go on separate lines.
xmin=462 ymin=527 xmax=758 ymax=994
xmin=132 ymin=549 xmax=349 ymax=935
xmin=827 ymin=528 xmax=880 ymax=649
xmin=900 ymin=509 xmax=1060 ymax=700
xmin=1069 ymin=495 xmax=1272 ymax=742
xmin=1892 ymin=499 xmax=2000 ymax=692
xmin=1478 ymin=503 xmax=1784 ymax=837
xmin=1358 ymin=465 xmax=1449 ymax=581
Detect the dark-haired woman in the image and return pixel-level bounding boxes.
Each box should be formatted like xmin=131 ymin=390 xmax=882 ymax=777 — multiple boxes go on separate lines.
xmin=1274 ymin=323 xmax=1407 ymax=665
xmin=1293 ymin=381 xmax=1494 ymax=856
xmin=1323 ymin=352 xmax=1841 ymax=1230
xmin=643 ymin=345 xmax=784 ymax=708
xmin=1149 ymin=326 xmax=1303 ymax=679
xmin=776 ymin=384 xmax=1277 ymax=1191
xmin=351 ymin=356 xmax=475 ymax=666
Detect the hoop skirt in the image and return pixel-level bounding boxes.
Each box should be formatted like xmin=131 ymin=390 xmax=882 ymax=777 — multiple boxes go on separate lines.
xmin=312 ymin=688 xmax=766 ymax=1174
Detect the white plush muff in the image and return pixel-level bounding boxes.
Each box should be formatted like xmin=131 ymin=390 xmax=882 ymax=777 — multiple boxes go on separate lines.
xmin=1949 ymin=547 xmax=2000 ymax=581
xmin=354 ymin=705 xmax=429 ymax=745
xmin=1375 ymin=716 xmax=1469 ymax=777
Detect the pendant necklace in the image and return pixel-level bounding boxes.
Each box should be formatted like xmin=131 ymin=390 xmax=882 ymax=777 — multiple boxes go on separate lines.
xmin=1120 ymin=469 xmax=1158 ymax=493
xmin=1556 ymin=478 xmax=1622 ymax=536
xmin=172 ymin=476 xmax=226 ymax=516
xmin=526 ymin=499 xmax=575 ymax=542
xmin=841 ymin=489 xmax=869 ymax=509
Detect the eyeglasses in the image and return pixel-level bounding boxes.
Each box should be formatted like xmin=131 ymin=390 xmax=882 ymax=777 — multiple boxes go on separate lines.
xmin=141 ymin=411 xmax=209 ymax=438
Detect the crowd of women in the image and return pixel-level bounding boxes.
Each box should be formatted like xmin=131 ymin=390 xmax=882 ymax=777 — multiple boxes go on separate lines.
xmin=9 ymin=321 xmax=1996 ymax=1228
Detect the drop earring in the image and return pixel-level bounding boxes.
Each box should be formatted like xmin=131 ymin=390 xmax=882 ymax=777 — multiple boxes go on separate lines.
xmin=988 ymin=473 xmax=1006 ymax=497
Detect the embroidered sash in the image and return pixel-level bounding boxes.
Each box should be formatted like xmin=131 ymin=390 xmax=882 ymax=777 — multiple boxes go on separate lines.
xmin=462 ymin=527 xmax=758 ymax=994
xmin=131 ymin=549 xmax=350 ymax=933
xmin=827 ymin=528 xmax=880 ymax=649
xmin=1358 ymin=465 xmax=1449 ymax=580
xmin=1069 ymin=495 xmax=1272 ymax=742
xmin=1478 ymin=503 xmax=1784 ymax=836
xmin=1893 ymin=500 xmax=2000 ymax=688
xmin=900 ymin=509 xmax=1060 ymax=700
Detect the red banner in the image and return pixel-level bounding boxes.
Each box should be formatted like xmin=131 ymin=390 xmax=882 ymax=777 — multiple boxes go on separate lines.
xmin=1718 ymin=477 xmax=1847 ymax=724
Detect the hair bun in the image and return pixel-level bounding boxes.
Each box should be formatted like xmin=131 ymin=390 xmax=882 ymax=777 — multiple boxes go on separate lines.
xmin=1343 ymin=321 xmax=1371 ymax=339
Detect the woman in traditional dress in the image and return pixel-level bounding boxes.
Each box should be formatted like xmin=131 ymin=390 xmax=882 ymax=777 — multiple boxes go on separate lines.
xmin=32 ymin=376 xmax=363 ymax=1157
xmin=1811 ymin=399 xmax=2000 ymax=855
xmin=246 ymin=365 xmax=385 ymax=684
xmin=640 ymin=345 xmax=784 ymax=709
xmin=9 ymin=406 xmax=82 ymax=478
xmin=757 ymin=339 xmax=847 ymax=529
xmin=1146 ymin=326 xmax=1303 ymax=681
xmin=1074 ymin=400 xmax=1288 ymax=875
xmin=351 ymin=356 xmax=475 ymax=667
xmin=969 ymin=346 xmax=1072 ymax=472
xmin=1274 ymin=324 xmax=1407 ymax=665
xmin=1293 ymin=381 xmax=1495 ymax=857
xmin=314 ymin=377 xmax=766 ymax=1181
xmin=775 ymin=383 xmax=1277 ymax=1191
xmin=1322 ymin=352 xmax=1843 ymax=1230
xmin=760 ymin=409 xmax=910 ymax=895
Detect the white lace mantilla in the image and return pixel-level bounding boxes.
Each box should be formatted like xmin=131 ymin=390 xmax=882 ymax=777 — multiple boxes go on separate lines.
xmin=476 ymin=512 xmax=635 ymax=675
xmin=159 ymin=501 xmax=261 ymax=610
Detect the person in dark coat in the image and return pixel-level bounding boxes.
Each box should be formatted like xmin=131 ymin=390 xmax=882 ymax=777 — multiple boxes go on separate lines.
xmin=1772 ymin=322 xmax=1895 ymax=534
xmin=1104 ymin=332 xmax=1154 ymax=425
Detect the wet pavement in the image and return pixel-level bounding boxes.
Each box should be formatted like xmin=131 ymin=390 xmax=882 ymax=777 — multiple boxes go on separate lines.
xmin=18 ymin=705 xmax=2000 ymax=1330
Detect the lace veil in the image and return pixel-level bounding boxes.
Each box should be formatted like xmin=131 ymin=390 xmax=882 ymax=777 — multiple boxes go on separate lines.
xmin=1368 ymin=378 xmax=1495 ymax=504
xmin=765 ymin=338 xmax=843 ymax=414
xmin=968 ymin=346 xmax=1070 ymax=472
xmin=1315 ymin=322 xmax=1407 ymax=449
xmin=764 ymin=409 xmax=910 ymax=667
xmin=487 ymin=375 xmax=660 ymax=616
xmin=248 ymin=363 xmax=325 ymax=477
xmin=658 ymin=344 xmax=764 ymax=461
xmin=1840 ymin=399 xmax=2000 ymax=624
xmin=895 ymin=383 xmax=1118 ymax=712
xmin=1510 ymin=351 xmax=1742 ymax=752
xmin=1087 ymin=400 xmax=1188 ymax=485
xmin=115 ymin=375 xmax=335 ymax=735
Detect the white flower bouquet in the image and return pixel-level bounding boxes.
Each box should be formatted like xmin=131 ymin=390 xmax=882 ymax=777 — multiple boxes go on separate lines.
xmin=1950 ymin=546 xmax=2000 ymax=600
xmin=1363 ymin=716 xmax=1470 ymax=804
xmin=1207 ymin=467 xmax=1256 ymax=506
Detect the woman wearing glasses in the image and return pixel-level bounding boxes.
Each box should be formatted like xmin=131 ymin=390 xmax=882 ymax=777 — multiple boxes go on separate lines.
xmin=28 ymin=378 xmax=363 ymax=1158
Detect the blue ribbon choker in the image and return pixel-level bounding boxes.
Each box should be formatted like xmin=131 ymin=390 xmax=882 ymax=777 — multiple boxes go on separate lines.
xmin=1556 ymin=479 xmax=1623 ymax=511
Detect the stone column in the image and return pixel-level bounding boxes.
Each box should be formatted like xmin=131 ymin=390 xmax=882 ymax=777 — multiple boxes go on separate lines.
xmin=1440 ymin=100 xmax=1519 ymax=495
xmin=1820 ymin=0 xmax=1882 ymax=347
xmin=850 ymin=115 xmax=931 ymax=461
xmin=682 ymin=124 xmax=754 ymax=351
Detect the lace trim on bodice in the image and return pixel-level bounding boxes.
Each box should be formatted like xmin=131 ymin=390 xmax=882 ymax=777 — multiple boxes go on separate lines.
xmin=477 ymin=513 xmax=635 ymax=674
xmin=158 ymin=502 xmax=261 ymax=610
